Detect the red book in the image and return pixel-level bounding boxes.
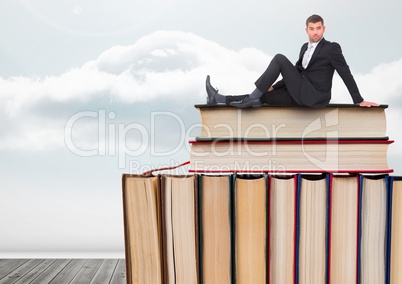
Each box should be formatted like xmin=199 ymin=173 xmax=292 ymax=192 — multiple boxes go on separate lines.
xmin=189 ymin=139 xmax=393 ymax=174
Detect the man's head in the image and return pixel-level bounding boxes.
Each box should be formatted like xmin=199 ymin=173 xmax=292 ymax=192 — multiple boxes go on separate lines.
xmin=305 ymin=14 xmax=325 ymax=43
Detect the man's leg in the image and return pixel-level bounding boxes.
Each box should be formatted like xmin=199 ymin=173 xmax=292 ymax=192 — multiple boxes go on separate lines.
xmin=207 ymin=53 xmax=304 ymax=107
xmin=260 ymin=88 xmax=298 ymax=105
xmin=254 ymin=54 xmax=304 ymax=105
xmin=224 ymin=94 xmax=249 ymax=105
xmin=225 ymin=90 xmax=297 ymax=106
xmin=205 ymin=75 xmax=255 ymax=106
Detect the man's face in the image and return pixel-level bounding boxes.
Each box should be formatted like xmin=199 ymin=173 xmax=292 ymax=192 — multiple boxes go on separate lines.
xmin=305 ymin=21 xmax=325 ymax=43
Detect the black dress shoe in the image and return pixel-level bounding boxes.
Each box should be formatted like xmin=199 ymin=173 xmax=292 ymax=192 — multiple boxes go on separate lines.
xmin=229 ymin=96 xmax=261 ymax=108
xmin=205 ymin=75 xmax=218 ymax=106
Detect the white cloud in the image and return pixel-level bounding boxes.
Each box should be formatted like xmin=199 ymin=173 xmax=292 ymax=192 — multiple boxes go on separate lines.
xmin=0 ymin=31 xmax=270 ymax=151
xmin=355 ymin=58 xmax=402 ymax=102
xmin=1 ymin=31 xmax=270 ymax=111
xmin=329 ymin=59 xmax=402 ymax=105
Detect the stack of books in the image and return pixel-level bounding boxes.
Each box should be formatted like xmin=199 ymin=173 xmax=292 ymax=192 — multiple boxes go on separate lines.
xmin=189 ymin=104 xmax=393 ymax=174
xmin=122 ymin=104 xmax=401 ymax=284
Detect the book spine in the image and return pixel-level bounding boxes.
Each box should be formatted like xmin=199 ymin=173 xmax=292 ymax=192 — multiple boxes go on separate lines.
xmin=327 ymin=174 xmax=333 ymax=284
xmin=160 ymin=175 xmax=168 ymax=284
xmin=198 ymin=175 xmax=204 ymax=284
xmin=264 ymin=173 xmax=269 ymax=284
xmin=232 ymin=173 xmax=237 ymax=284
xmin=386 ymin=176 xmax=392 ymax=284
xmin=325 ymin=174 xmax=330 ymax=284
xmin=267 ymin=175 xmax=271 ymax=284
xmin=357 ymin=174 xmax=363 ymax=284
xmin=157 ymin=175 xmax=163 ymax=284
xmin=190 ymin=139 xmax=394 ymax=145
xmin=387 ymin=176 xmax=402 ymax=284
xmin=293 ymin=175 xmax=298 ymax=284
xmin=121 ymin=174 xmax=132 ymax=284
xmin=295 ymin=174 xmax=302 ymax=284
xmin=384 ymin=175 xmax=390 ymax=284
xmin=194 ymin=175 xmax=200 ymax=284
xmin=355 ymin=174 xmax=361 ymax=284
xmin=265 ymin=174 xmax=269 ymax=284
xmin=386 ymin=179 xmax=390 ymax=284
xmin=229 ymin=174 xmax=235 ymax=284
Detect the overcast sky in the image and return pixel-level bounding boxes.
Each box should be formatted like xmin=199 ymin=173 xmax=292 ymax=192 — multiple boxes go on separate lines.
xmin=1 ymin=0 xmax=401 ymax=257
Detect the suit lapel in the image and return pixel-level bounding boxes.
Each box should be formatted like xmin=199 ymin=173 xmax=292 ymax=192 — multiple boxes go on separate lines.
xmin=297 ymin=43 xmax=309 ymax=65
xmin=299 ymin=43 xmax=308 ymax=60
xmin=308 ymin=38 xmax=326 ymax=66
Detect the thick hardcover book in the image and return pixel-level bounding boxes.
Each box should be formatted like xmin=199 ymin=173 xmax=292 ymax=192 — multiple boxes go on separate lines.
xmin=195 ymin=104 xmax=388 ymax=140
xmin=122 ymin=174 xmax=163 ymax=284
xmin=359 ymin=175 xmax=389 ymax=284
xmin=160 ymin=175 xmax=200 ymax=284
xmin=233 ymin=174 xmax=267 ymax=283
xmin=297 ymin=174 xmax=329 ymax=284
xmin=268 ymin=175 xmax=297 ymax=284
xmin=189 ymin=139 xmax=393 ymax=173
xmin=328 ymin=174 xmax=360 ymax=284
xmin=387 ymin=176 xmax=402 ymax=284
xmin=199 ymin=175 xmax=232 ymax=283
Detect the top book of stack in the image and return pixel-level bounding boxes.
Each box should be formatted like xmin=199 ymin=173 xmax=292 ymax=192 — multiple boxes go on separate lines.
xmin=195 ymin=104 xmax=388 ymax=140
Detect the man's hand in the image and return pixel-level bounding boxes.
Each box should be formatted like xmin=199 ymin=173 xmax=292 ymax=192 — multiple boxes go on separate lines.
xmin=359 ymin=100 xmax=380 ymax=107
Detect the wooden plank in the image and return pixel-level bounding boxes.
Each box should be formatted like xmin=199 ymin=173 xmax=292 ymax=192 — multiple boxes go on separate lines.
xmin=13 ymin=259 xmax=57 ymax=284
xmin=0 ymin=259 xmax=126 ymax=284
xmin=48 ymin=259 xmax=87 ymax=284
xmin=0 ymin=260 xmax=29 ymax=280
xmin=90 ymin=259 xmax=118 ymax=284
xmin=0 ymin=261 xmax=11 ymax=269
xmin=110 ymin=260 xmax=126 ymax=284
xmin=0 ymin=259 xmax=44 ymax=284
xmin=70 ymin=259 xmax=103 ymax=284
xmin=30 ymin=259 xmax=72 ymax=284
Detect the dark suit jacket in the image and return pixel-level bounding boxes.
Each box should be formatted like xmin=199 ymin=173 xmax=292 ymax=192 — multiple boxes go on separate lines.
xmin=273 ymin=38 xmax=364 ymax=107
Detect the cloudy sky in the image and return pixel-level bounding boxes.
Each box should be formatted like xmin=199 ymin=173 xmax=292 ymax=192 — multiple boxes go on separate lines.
xmin=1 ymin=0 xmax=402 ymax=257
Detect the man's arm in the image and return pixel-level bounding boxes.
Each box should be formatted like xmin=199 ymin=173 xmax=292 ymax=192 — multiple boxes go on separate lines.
xmin=329 ymin=43 xmax=366 ymax=104
xmin=329 ymin=43 xmax=380 ymax=107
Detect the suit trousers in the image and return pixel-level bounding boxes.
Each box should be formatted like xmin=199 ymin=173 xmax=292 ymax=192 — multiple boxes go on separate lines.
xmin=225 ymin=54 xmax=303 ymax=106
xmin=224 ymin=88 xmax=297 ymax=105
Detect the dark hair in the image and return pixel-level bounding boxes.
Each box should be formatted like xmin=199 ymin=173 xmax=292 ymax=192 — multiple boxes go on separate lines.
xmin=306 ymin=14 xmax=324 ymax=26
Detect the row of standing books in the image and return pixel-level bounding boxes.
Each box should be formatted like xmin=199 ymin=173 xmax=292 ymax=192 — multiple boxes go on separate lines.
xmin=122 ymin=173 xmax=402 ymax=284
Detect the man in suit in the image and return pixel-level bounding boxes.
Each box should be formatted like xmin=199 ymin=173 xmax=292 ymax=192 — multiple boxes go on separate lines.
xmin=206 ymin=14 xmax=378 ymax=108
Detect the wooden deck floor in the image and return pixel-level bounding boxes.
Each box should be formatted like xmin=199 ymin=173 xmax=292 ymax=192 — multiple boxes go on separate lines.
xmin=0 ymin=259 xmax=125 ymax=284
